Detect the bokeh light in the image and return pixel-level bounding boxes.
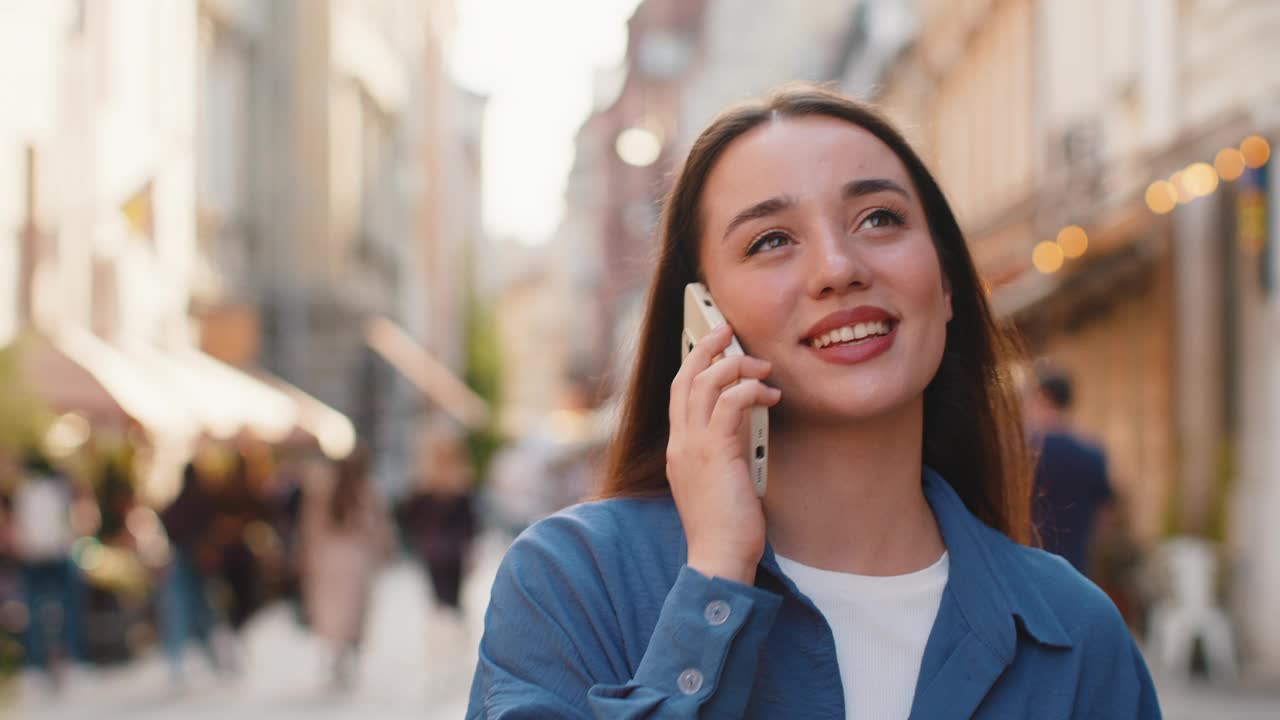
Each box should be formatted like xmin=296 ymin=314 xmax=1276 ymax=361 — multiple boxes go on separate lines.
xmin=1145 ymin=180 xmax=1178 ymax=214
xmin=1182 ymin=162 xmax=1219 ymax=197
xmin=615 ymin=127 xmax=662 ymax=167
xmin=44 ymin=412 xmax=91 ymax=458
xmin=1170 ymin=171 xmax=1195 ymax=204
xmin=1215 ymin=148 xmax=1246 ymax=181
xmin=1033 ymin=241 xmax=1065 ymax=274
xmin=1241 ymin=136 xmax=1271 ymax=168
xmin=1056 ymin=225 xmax=1088 ymax=258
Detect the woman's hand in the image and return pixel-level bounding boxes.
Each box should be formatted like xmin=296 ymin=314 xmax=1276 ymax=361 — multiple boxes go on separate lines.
xmin=667 ymin=324 xmax=781 ymax=586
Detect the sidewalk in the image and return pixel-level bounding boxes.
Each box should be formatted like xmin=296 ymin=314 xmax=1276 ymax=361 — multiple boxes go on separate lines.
xmin=1157 ymin=676 xmax=1280 ymax=720
xmin=3 ymin=531 xmax=511 ymax=720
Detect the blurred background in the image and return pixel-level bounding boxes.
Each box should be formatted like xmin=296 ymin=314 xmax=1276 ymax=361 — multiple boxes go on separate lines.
xmin=0 ymin=0 xmax=1277 ymax=718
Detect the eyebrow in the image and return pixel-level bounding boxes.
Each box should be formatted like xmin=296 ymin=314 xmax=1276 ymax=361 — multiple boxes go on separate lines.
xmin=722 ymin=195 xmax=796 ymax=241
xmin=843 ymin=178 xmax=910 ymax=200
xmin=721 ymin=178 xmax=912 ymax=241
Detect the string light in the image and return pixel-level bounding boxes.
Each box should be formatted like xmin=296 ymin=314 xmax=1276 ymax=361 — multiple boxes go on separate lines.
xmin=1032 ymin=241 xmax=1064 ymax=274
xmin=1182 ymin=162 xmax=1219 ymax=197
xmin=1056 ymin=225 xmax=1088 ymax=258
xmin=1241 ymin=136 xmax=1271 ymax=168
xmin=1214 ymin=148 xmax=1246 ymax=181
xmin=1145 ymin=180 xmax=1177 ymax=214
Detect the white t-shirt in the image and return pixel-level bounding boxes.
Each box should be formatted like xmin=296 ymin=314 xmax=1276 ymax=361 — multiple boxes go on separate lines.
xmin=13 ymin=475 xmax=74 ymax=562
xmin=774 ymin=551 xmax=950 ymax=720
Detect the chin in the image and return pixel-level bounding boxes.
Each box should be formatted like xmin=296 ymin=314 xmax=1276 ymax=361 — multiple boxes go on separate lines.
xmin=781 ymin=382 xmax=923 ymax=425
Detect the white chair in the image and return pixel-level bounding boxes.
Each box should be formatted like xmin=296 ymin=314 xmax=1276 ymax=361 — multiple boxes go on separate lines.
xmin=1146 ymin=536 xmax=1237 ymax=682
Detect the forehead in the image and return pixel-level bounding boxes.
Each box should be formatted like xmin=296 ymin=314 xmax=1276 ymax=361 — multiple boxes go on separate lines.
xmin=701 ymin=115 xmax=913 ymax=224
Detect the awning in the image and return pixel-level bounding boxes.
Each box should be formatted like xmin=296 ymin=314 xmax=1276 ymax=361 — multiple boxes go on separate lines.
xmin=14 ymin=332 xmax=128 ymax=423
xmin=55 ymin=327 xmax=199 ymax=439
xmin=124 ymin=343 xmax=298 ymax=443
xmin=255 ymin=372 xmax=357 ymax=460
xmin=364 ymin=316 xmax=491 ymax=430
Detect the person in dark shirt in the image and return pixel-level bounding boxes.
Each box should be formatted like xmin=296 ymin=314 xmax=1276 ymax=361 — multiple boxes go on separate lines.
xmin=398 ymin=429 xmax=477 ymax=615
xmin=159 ymin=462 xmax=224 ymax=683
xmin=1025 ymin=363 xmax=1114 ymax=576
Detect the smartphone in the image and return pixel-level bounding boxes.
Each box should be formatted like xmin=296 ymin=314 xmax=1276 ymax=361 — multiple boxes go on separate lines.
xmin=682 ymin=282 xmax=769 ymax=498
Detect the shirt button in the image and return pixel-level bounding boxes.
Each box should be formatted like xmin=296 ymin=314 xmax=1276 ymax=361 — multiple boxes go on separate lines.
xmin=677 ymin=668 xmax=704 ymax=695
xmin=704 ymin=599 xmax=731 ymax=626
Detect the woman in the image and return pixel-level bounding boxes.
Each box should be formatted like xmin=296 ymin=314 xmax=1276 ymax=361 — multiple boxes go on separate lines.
xmin=467 ymin=85 xmax=1160 ymax=718
xmin=300 ymin=447 xmax=392 ymax=689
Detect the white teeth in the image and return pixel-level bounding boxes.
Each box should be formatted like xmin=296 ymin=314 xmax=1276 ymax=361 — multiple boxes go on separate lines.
xmin=811 ymin=320 xmax=891 ymax=348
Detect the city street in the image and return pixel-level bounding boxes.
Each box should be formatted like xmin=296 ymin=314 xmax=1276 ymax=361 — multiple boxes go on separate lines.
xmin=2 ymin=1 xmax=1280 ymax=718
xmin=4 ymin=525 xmax=1279 ymax=719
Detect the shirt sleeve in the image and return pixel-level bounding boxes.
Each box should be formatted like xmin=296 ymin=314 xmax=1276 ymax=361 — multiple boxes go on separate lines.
xmin=466 ymin=513 xmax=784 ymax=719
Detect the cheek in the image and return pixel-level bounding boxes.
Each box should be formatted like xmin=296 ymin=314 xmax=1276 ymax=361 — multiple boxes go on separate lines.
xmin=715 ymin=273 xmax=797 ymax=355
xmin=896 ymin=245 xmax=950 ymax=321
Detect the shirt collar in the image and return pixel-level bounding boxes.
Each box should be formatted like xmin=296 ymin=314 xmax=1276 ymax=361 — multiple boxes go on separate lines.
xmin=921 ymin=466 xmax=1073 ymax=655
xmin=756 ymin=467 xmax=1073 ymax=656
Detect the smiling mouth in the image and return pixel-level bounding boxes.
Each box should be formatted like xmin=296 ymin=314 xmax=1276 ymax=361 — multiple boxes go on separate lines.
xmin=804 ymin=320 xmax=896 ymax=349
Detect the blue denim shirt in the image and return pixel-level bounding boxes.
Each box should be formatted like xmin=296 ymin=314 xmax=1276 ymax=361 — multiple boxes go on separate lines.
xmin=467 ymin=468 xmax=1161 ymax=718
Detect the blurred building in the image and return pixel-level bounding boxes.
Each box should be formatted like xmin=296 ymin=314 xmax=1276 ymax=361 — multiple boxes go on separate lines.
xmin=190 ymin=0 xmax=480 ymax=493
xmin=0 ymin=1 xmax=481 ymax=496
xmin=492 ymin=266 xmax=570 ymax=435
xmin=588 ymin=0 xmax=710 ymax=394
xmin=0 ymin=1 xmax=201 ymax=349
xmin=0 ymin=1 xmax=234 ymax=486
xmin=841 ymin=0 xmax=1280 ymax=676
xmin=677 ymin=0 xmax=861 ymax=148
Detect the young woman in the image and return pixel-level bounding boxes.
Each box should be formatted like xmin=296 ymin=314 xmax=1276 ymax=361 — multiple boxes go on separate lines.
xmin=300 ymin=447 xmax=393 ymax=689
xmin=467 ymin=85 xmax=1161 ymax=719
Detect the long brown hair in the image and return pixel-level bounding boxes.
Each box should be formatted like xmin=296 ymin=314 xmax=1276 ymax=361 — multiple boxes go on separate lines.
xmin=600 ymin=84 xmax=1034 ymax=544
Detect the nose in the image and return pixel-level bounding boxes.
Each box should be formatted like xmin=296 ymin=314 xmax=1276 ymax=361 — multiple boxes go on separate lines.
xmin=806 ymin=223 xmax=870 ymax=297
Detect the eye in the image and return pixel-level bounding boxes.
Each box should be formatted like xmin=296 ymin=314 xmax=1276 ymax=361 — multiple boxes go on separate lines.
xmin=746 ymin=231 xmax=792 ymax=256
xmin=857 ymin=209 xmax=905 ymax=231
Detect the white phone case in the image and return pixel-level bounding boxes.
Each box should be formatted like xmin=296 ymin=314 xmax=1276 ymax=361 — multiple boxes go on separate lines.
xmin=682 ymin=283 xmax=769 ymax=498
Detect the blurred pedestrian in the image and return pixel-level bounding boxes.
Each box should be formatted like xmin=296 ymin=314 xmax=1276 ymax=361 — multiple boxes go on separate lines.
xmin=11 ymin=450 xmax=83 ymax=688
xmin=398 ymin=429 xmax=477 ymax=618
xmin=158 ymin=462 xmax=225 ymax=685
xmin=1025 ymin=362 xmax=1115 ymax=578
xmin=266 ymin=455 xmax=307 ymax=626
xmin=0 ymin=487 xmax=23 ymax=679
xmin=300 ymin=446 xmax=393 ymax=690
xmin=209 ymin=452 xmax=270 ymax=634
xmin=96 ymin=461 xmax=134 ymax=545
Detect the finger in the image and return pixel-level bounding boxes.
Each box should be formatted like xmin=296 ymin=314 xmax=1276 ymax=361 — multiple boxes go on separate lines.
xmin=708 ymin=380 xmax=781 ymax=440
xmin=670 ymin=324 xmax=734 ymax=428
xmin=687 ymin=355 xmax=773 ymax=428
